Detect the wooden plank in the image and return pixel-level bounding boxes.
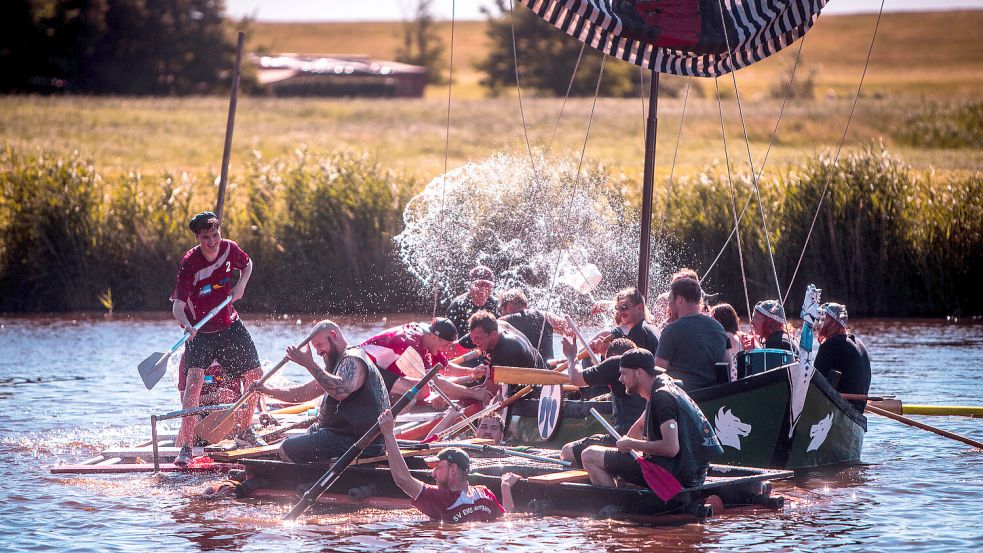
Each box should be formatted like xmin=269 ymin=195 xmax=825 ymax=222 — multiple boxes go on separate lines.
xmin=527 ymin=470 xmax=590 ymax=485
xmin=211 ymin=444 xmax=281 ymax=461
xmin=352 ymin=449 xmax=431 ymax=466
xmin=50 ymin=462 xmax=240 ymax=474
xmin=102 ymin=446 xmax=180 ymax=457
xmin=95 ymin=457 xmax=123 ymax=466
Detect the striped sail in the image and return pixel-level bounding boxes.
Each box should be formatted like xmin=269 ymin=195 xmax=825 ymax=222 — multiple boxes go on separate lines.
xmin=518 ymin=0 xmax=829 ymax=77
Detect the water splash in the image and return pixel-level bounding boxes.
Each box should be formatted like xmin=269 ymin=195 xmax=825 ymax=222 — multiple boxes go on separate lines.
xmin=395 ymin=152 xmax=671 ymax=316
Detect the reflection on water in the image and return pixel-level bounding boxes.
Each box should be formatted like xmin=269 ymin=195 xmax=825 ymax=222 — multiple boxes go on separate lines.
xmin=0 ymin=315 xmax=981 ymax=552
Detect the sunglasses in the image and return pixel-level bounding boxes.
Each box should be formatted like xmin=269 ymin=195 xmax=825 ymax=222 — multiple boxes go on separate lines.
xmin=615 ymin=303 xmax=636 ymax=312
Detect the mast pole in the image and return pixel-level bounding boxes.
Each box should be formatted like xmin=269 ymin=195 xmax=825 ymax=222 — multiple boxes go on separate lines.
xmin=637 ymin=70 xmax=659 ymax=298
xmin=215 ymin=31 xmax=245 ymax=223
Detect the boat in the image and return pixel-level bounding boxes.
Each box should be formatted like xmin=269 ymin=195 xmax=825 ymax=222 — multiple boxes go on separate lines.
xmin=232 ymin=450 xmax=791 ymax=520
xmin=506 ymin=362 xmax=866 ymax=470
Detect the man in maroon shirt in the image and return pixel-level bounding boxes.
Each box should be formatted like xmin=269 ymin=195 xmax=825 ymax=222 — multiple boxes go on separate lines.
xmin=171 ymin=211 xmax=263 ymax=466
xmin=378 ymin=409 xmax=504 ymax=522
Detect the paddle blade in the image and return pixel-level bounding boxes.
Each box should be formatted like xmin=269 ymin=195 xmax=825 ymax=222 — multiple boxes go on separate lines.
xmin=195 ymin=407 xmax=239 ymax=444
xmin=637 ymin=457 xmax=683 ymax=501
xmin=394 ymin=346 xmax=426 ymax=379
xmin=492 ymin=366 xmax=570 ymax=385
xmin=138 ymin=351 xmax=170 ymax=390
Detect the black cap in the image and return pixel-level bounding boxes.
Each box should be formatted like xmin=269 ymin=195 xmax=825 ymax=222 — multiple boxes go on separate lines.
xmin=189 ymin=211 xmax=219 ymax=234
xmin=619 ymin=348 xmax=663 ymax=375
xmin=426 ymin=318 xmax=458 ymax=342
xmin=429 ymin=447 xmax=470 ymax=472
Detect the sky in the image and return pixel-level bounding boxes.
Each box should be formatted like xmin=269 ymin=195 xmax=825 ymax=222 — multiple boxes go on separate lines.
xmin=226 ymin=0 xmax=983 ymax=22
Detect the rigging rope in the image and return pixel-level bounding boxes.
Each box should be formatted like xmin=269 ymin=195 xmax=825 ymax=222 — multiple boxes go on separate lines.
xmin=782 ymin=0 xmax=887 ymax=305
xmin=546 ymin=42 xmax=588 ymax=155
xmin=430 ymin=0 xmax=456 ymax=319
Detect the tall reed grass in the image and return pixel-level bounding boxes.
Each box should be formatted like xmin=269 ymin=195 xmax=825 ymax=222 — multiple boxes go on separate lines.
xmin=1 ymin=145 xmax=979 ymax=315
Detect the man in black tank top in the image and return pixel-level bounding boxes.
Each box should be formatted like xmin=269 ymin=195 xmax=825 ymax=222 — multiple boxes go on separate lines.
xmin=253 ymin=320 xmax=391 ymax=463
xmin=498 ymin=288 xmax=574 ymax=361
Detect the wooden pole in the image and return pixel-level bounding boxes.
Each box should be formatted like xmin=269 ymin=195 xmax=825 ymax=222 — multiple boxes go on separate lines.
xmin=215 ymin=31 xmax=245 ymax=222
xmin=866 ymin=404 xmax=983 ymax=450
xmin=637 ymin=70 xmax=659 ymax=298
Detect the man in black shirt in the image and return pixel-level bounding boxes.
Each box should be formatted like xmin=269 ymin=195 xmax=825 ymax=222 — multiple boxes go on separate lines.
xmin=580 ymin=349 xmax=724 ymax=488
xmin=813 ymin=302 xmax=872 ymax=412
xmin=446 ymin=265 xmax=500 ymax=340
xmin=590 ymin=287 xmax=659 ymax=357
xmin=499 ymin=288 xmax=573 ymax=361
xmin=751 ymin=299 xmax=798 ymax=354
xmin=468 ymin=310 xmax=547 ymax=372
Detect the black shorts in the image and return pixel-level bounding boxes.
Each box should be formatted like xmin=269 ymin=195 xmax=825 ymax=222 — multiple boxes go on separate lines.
xmin=567 ymin=434 xmax=616 ymax=466
xmin=184 ymin=319 xmax=260 ymax=379
xmin=602 ymin=450 xmax=647 ymax=487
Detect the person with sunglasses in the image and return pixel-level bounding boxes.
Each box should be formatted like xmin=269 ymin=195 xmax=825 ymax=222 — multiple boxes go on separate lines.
xmin=591 ymin=287 xmax=660 ymax=358
xmin=813 ymin=302 xmax=871 ymax=412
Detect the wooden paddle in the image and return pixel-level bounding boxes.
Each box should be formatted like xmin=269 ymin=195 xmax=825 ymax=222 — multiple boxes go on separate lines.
xmin=194 ymin=323 xmax=326 ymax=443
xmin=864 ymin=404 xmax=983 ymax=450
xmin=842 ymin=393 xmax=983 ymax=417
xmin=589 ymin=407 xmax=683 ymax=502
xmin=565 ymin=315 xmax=601 ymax=365
xmin=441 ymin=442 xmax=572 ymax=467
xmin=491 ymin=365 xmax=571 ymax=385
xmin=138 ymin=295 xmax=232 ymax=390
xmin=394 ymin=346 xmax=480 ymax=435
xmin=284 ymin=363 xmax=444 ymax=521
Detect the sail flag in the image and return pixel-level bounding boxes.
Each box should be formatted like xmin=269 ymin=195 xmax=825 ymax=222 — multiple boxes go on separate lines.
xmin=518 ymin=0 xmax=828 ymax=77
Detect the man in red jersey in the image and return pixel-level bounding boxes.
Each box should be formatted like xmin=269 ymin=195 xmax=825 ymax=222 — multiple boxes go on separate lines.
xmin=171 ymin=211 xmax=263 ymax=466
xmin=378 ymin=409 xmax=505 ymax=522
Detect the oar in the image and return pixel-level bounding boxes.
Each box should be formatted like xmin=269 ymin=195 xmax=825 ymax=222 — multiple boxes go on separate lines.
xmin=491 ymin=365 xmax=571 ymax=385
xmin=193 ymin=323 xmax=326 ymax=443
xmin=138 ymin=295 xmax=232 ymax=390
xmin=865 ymin=404 xmax=983 ymax=450
xmin=284 ymin=363 xmax=444 ymax=521
xmin=589 ymin=407 xmax=683 ymax=502
xmin=444 ymin=442 xmax=571 ymax=467
xmin=449 ymin=349 xmax=481 ymax=365
xmin=565 ymin=315 xmax=601 ymax=365
xmin=842 ymin=394 xmax=983 ymax=417
xmin=394 ymin=346 xmax=480 ymax=435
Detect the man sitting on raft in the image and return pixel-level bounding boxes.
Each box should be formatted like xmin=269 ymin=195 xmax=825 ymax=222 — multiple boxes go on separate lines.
xmin=252 ymin=320 xmax=390 ymax=463
xmin=580 ymin=349 xmax=724 ymax=489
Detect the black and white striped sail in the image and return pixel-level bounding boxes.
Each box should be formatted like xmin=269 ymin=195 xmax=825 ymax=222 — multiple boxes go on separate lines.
xmin=519 ymin=0 xmax=829 ymax=77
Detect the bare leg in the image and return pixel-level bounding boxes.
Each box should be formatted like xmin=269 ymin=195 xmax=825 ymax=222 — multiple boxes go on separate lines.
xmin=560 ymin=442 xmax=576 ymax=463
xmin=581 ymin=446 xmax=616 ymax=487
xmin=177 ymin=366 xmax=205 ymax=448
xmin=235 ymin=367 xmax=263 ymax=435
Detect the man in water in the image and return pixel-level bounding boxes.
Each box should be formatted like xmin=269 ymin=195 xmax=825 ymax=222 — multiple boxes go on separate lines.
xmin=580 ymin=349 xmax=724 ymax=488
xmin=656 ymin=277 xmax=729 ymax=392
xmin=560 ymin=337 xmax=646 ymax=465
xmin=253 ymin=320 xmax=390 ymax=462
xmin=446 ymin=265 xmax=500 ymax=342
xmin=378 ymin=409 xmax=505 ymax=522
xmin=813 ymin=302 xmax=872 ymax=412
xmin=498 ymin=288 xmax=573 ymax=361
xmin=171 ymin=211 xmax=263 ymax=467
xmin=474 ymin=413 xmax=506 ymax=444
xmin=360 ymin=318 xmax=491 ymax=407
xmin=750 ymin=299 xmax=797 ymax=354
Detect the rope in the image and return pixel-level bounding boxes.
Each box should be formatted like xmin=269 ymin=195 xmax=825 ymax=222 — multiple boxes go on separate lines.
xmin=713 ymin=77 xmax=752 ymax=321
xmin=430 ymin=0 xmax=456 ymax=319
xmin=546 ymin=42 xmax=588 ymax=155
xmin=714 ymin=0 xmax=783 ymax=303
xmin=507 ymin=1 xmax=540 ymax=177
xmin=783 ymin=0 xmax=887 ymax=305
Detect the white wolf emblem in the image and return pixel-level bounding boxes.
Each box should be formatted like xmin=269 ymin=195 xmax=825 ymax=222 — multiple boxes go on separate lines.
xmin=807 ymin=413 xmax=834 ymax=452
xmin=714 ymin=407 xmax=752 ymax=450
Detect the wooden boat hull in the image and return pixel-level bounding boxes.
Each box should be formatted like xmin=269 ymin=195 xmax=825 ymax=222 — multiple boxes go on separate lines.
xmin=506 ymin=366 xmax=866 ymax=470
xmin=237 ymin=457 xmax=791 ymax=519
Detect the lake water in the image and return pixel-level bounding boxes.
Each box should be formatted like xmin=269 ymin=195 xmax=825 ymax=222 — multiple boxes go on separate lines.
xmin=1 ymin=314 xmax=981 ymax=552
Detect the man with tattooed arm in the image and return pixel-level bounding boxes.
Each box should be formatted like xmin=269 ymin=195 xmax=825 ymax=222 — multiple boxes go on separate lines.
xmin=252 ymin=320 xmax=391 ymax=462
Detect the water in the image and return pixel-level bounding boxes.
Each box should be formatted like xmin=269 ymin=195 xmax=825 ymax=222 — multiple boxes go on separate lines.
xmin=1 ymin=314 xmax=981 ymax=552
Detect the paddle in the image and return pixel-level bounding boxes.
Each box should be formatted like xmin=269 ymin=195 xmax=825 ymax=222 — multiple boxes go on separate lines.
xmin=864 ymin=404 xmax=983 ymax=450
xmin=842 ymin=393 xmax=983 ymax=417
xmin=442 ymin=442 xmax=572 ymax=467
xmin=194 ymin=323 xmax=327 ymax=443
xmin=565 ymin=315 xmax=601 ymax=365
xmin=491 ymin=365 xmax=571 ymax=385
xmin=284 ymin=363 xmax=444 ymax=521
xmin=394 ymin=346 xmax=480 ymax=435
xmin=138 ymin=295 xmax=233 ymax=390
xmin=589 ymin=407 xmax=683 ymax=502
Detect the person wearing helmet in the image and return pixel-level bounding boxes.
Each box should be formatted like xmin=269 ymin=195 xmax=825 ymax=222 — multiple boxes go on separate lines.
xmin=814 ymin=302 xmax=872 ymax=412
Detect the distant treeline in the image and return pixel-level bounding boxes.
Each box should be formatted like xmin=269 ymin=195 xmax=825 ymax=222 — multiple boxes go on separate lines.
xmin=0 ymin=146 xmax=979 ymax=316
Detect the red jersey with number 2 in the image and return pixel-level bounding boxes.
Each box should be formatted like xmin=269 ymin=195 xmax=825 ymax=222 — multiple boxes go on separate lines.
xmin=173 ymin=239 xmax=249 ymax=333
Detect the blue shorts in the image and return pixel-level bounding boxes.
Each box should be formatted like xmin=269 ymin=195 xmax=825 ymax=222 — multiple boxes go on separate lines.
xmin=280 ymin=426 xmax=384 ymax=463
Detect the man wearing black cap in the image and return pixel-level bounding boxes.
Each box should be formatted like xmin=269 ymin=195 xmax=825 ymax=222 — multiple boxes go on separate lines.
xmin=580 ymin=348 xmax=723 ymax=488
xmin=171 ymin=211 xmax=263 ymax=466
xmin=446 ymin=265 xmax=500 ymax=341
xmin=378 ymin=409 xmax=505 ymax=522
xmin=813 ymin=302 xmax=871 ymax=412
xmin=360 ymin=318 xmax=491 ymax=407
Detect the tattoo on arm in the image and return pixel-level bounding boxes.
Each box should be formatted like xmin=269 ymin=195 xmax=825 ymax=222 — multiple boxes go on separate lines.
xmin=314 ymin=357 xmax=365 ymax=400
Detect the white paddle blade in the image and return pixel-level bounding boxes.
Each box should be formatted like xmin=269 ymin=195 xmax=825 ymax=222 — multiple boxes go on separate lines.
xmin=394 ymin=346 xmax=427 ymax=379
xmin=557 ymin=253 xmax=602 ymax=294
xmin=138 ymin=351 xmax=170 ymax=390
